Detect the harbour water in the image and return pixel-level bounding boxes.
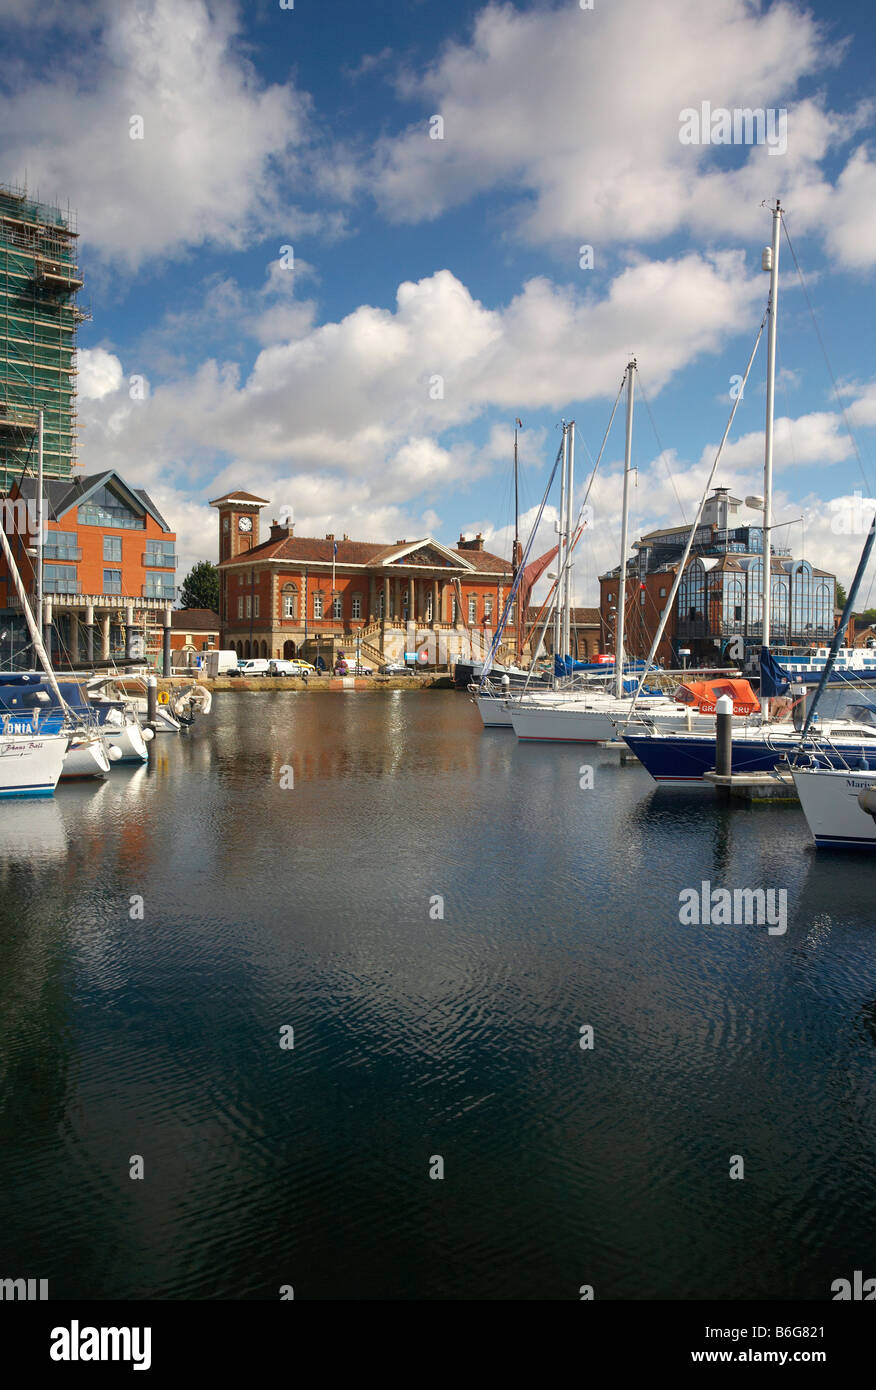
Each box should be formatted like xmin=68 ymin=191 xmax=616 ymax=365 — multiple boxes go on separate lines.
xmin=1 ymin=690 xmax=875 ymax=1300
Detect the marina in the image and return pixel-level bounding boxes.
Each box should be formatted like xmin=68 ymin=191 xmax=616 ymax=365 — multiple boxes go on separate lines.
xmin=2 ymin=689 xmax=876 ymax=1301
xmin=3 ymin=0 xmax=876 ymax=1337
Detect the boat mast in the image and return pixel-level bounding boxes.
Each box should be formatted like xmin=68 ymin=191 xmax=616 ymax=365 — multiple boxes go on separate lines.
xmin=563 ymin=421 xmax=575 ymax=659
xmin=553 ymin=423 xmax=568 ymax=675
xmin=615 ymin=360 xmax=635 ymax=699
xmin=761 ymin=201 xmax=781 ymax=707
xmin=513 ymin=419 xmax=521 ymax=659
xmin=36 ymin=408 xmax=44 ymax=640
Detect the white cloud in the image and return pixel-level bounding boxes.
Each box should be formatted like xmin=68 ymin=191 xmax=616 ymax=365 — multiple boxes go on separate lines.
xmin=76 ymin=347 xmax=124 ymax=400
xmin=0 ymin=0 xmax=319 ymax=269
xmin=372 ymin=0 xmax=876 ymax=267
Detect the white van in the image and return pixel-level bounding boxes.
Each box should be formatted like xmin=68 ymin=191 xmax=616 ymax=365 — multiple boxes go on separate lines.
xmin=234 ymin=659 xmax=271 ymax=677
xmin=204 ymin=649 xmax=239 ymax=678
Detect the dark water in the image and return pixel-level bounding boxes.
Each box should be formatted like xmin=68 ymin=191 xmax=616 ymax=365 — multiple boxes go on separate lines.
xmin=1 ymin=691 xmax=874 ymax=1301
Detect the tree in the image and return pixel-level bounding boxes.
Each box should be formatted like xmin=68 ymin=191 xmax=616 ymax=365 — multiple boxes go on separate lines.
xmin=836 ymin=583 xmax=847 ymax=611
xmin=179 ymin=561 xmax=219 ymax=612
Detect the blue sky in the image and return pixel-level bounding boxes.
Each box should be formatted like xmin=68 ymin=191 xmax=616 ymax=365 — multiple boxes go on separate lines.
xmin=1 ymin=0 xmax=876 ymax=603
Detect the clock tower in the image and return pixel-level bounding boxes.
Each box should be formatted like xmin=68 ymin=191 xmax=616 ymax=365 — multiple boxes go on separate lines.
xmin=209 ymin=490 xmax=270 ymax=562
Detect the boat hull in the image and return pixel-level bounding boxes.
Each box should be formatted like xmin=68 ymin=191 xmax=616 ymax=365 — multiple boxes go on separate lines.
xmin=624 ymin=730 xmax=876 ymax=784
xmin=0 ymin=732 xmax=68 ymax=796
xmin=62 ymin=736 xmax=111 ymax=779
xmin=476 ymin=695 xmax=515 ymax=727
xmin=510 ymin=698 xmax=684 ymax=743
xmin=792 ymin=768 xmax=876 ymax=848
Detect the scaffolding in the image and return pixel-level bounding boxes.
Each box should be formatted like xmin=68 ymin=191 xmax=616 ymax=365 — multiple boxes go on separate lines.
xmin=0 ymin=182 xmax=86 ymax=493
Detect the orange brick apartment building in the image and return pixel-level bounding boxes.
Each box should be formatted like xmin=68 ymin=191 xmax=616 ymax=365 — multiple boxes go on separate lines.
xmin=212 ymin=490 xmax=516 ymax=667
xmin=0 ymin=469 xmax=177 ymax=667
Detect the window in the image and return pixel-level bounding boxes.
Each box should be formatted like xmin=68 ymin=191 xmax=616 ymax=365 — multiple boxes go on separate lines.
xmin=282 ymin=583 xmax=298 ymax=619
xmin=245 ymin=595 xmax=252 ymax=617
xmin=254 ymin=595 xmax=260 ymax=618
xmin=451 ymin=596 xmax=458 ymax=622
xmin=78 ymin=483 xmax=144 ymax=529
xmin=44 ymin=531 xmax=78 ymax=562
xmin=332 ymin=595 xmax=342 ymax=620
xmin=238 ymin=597 xmax=244 ymax=618
xmin=103 ymin=568 xmax=122 ymax=594
xmin=313 ymin=591 xmax=323 ymax=619
xmin=484 ymin=597 xmax=493 ymax=623
xmin=468 ymin=596 xmax=477 ymax=623
xmin=143 ymin=574 xmax=175 ymax=600
xmin=352 ymin=595 xmax=362 ymax=620
xmin=145 ymin=539 xmax=176 ymax=568
xmin=609 ymin=593 xmax=616 ymax=605
xmin=103 ymin=536 xmax=122 ymax=562
xmin=43 ymin=563 xmax=78 ymax=594
xmin=660 ymin=587 xmax=666 ymax=598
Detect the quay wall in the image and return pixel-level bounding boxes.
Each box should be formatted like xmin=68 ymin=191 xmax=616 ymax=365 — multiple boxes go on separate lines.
xmin=151 ymin=675 xmax=458 ymax=693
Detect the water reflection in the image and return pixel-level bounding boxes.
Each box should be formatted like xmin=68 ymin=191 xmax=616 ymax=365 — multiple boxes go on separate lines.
xmin=1 ymin=690 xmax=875 ymax=1300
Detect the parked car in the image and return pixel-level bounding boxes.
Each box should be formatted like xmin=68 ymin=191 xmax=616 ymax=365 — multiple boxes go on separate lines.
xmin=269 ymin=659 xmax=316 ymax=676
xmin=379 ymin=661 xmax=417 ymax=675
xmin=233 ymin=658 xmax=271 ymax=677
xmin=334 ymin=654 xmax=375 ymax=675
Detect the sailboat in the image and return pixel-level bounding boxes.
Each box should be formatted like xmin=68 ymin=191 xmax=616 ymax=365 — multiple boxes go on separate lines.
xmin=0 ymin=505 xmax=69 ymax=796
xmin=619 ymin=201 xmax=872 ymax=782
xmin=789 ymin=509 xmax=876 ymax=847
xmin=0 ymin=674 xmax=149 ymax=765
xmin=508 ymin=363 xmax=695 ymax=741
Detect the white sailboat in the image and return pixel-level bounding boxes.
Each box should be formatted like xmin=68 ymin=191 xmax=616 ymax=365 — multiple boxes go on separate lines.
xmin=0 ymin=509 xmax=69 ymax=796
xmin=791 ymin=766 xmax=876 ymax=849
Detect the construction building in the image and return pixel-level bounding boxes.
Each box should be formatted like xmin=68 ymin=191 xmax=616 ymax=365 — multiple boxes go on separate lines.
xmin=0 ymin=183 xmax=85 ymax=493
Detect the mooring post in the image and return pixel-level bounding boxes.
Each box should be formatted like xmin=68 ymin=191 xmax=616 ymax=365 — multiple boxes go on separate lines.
xmin=147 ymin=673 xmax=158 ymax=726
xmin=716 ymin=693 xmax=733 ymax=777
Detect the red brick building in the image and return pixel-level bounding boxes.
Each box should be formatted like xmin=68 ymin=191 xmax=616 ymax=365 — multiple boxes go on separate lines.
xmin=170 ymin=608 xmax=220 ymax=669
xmin=211 ymin=489 xmax=515 ymax=667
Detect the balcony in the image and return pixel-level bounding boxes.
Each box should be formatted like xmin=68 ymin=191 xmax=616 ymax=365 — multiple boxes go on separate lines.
xmin=142 ymin=551 xmax=176 ymax=569
xmin=43 ymin=546 xmax=82 ymax=562
xmin=42 ymin=578 xmax=81 ymax=595
xmin=142 ymin=584 xmax=176 ymax=602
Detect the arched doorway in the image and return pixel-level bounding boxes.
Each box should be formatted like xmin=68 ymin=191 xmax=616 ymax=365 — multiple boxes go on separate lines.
xmin=236 ymin=640 xmax=244 ymax=657
xmin=244 ymin=639 xmax=251 ymax=658
xmin=260 ymin=640 xmax=268 ymax=658
xmin=283 ymin=640 xmax=297 ymax=659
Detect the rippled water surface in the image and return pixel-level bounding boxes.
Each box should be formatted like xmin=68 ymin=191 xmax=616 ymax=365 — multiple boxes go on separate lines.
xmin=1 ymin=691 xmax=874 ymax=1300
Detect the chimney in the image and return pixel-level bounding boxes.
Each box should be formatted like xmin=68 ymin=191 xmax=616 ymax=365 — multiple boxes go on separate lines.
xmin=270 ymin=519 xmax=292 ymax=541
xmin=457 ymin=532 xmax=486 ymax=552
xmin=325 ymin=533 xmax=334 ymax=541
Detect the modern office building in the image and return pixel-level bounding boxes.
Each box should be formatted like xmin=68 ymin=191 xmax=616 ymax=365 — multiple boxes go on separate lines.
xmin=600 ymin=488 xmax=838 ymax=666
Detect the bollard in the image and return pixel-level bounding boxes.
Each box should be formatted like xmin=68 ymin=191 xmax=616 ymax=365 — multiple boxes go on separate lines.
xmin=147 ymin=674 xmax=158 ymax=726
xmin=716 ymin=693 xmax=734 ymax=777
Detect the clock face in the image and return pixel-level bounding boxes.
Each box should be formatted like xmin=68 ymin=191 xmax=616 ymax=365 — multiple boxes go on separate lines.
xmin=238 ymin=515 xmax=253 ymax=533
